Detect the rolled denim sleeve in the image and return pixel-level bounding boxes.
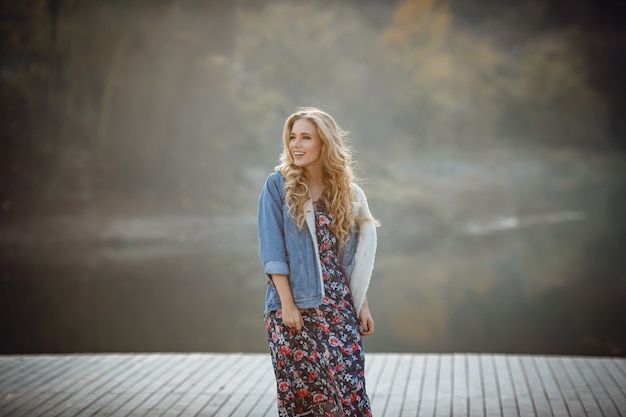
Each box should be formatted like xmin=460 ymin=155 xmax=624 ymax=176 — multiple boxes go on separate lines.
xmin=257 ymin=173 xmax=290 ymax=278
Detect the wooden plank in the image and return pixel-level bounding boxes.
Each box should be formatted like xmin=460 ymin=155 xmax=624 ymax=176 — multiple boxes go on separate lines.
xmin=0 ymin=355 xmax=109 ymax=417
xmin=481 ymin=355 xmax=502 ymax=417
xmin=401 ymin=353 xmax=426 ymax=417
xmin=561 ymin=357 xmax=605 ymax=417
xmin=197 ymin=355 xmax=261 ymax=415
xmin=0 ymin=355 xmax=69 ymax=392
xmin=177 ymin=392 xmax=216 ymax=417
xmin=251 ymin=384 xmax=276 ymax=417
xmin=73 ymin=356 xmax=163 ymax=417
xmin=142 ymin=354 xmax=215 ymax=417
xmin=534 ymin=356 xmax=571 ymax=417
xmin=77 ymin=393 xmax=124 ymax=417
xmin=492 ymin=355 xmax=518 ymax=417
xmin=11 ymin=356 xmax=116 ymax=417
xmin=21 ymin=356 xmax=122 ymax=417
xmin=231 ymin=355 xmax=276 ymax=416
xmin=371 ymin=354 xmax=400 ymax=416
xmin=383 ymin=354 xmax=413 ymax=417
xmin=576 ymin=357 xmax=622 ymax=417
xmin=0 ymin=355 xmax=79 ymax=412
xmin=0 ymin=356 xmax=53 ymax=392
xmin=157 ymin=354 xmax=240 ymax=417
xmin=433 ymin=354 xmax=452 ymax=417
xmin=36 ymin=355 xmax=155 ymax=417
xmin=157 ymin=355 xmax=224 ymax=417
xmin=104 ymin=355 xmax=197 ymax=417
xmin=50 ymin=354 xmax=143 ymax=417
xmin=608 ymin=359 xmax=626 ymax=394
xmin=545 ymin=355 xmax=586 ymax=417
xmin=614 ymin=358 xmax=626 ymax=377
xmin=136 ymin=357 xmax=202 ymax=416
xmin=0 ymin=353 xmax=623 ymax=417
xmin=0 ymin=357 xmax=48 ymax=413
xmin=597 ymin=358 xmax=626 ymax=412
xmin=520 ymin=356 xmax=553 ymax=417
xmin=242 ymin=355 xmax=278 ymax=417
xmin=364 ymin=353 xmax=389 ymax=414
xmin=452 ymin=354 xmax=468 ymax=417
xmin=171 ymin=354 xmax=222 ymax=395
xmin=156 ymin=354 xmax=211 ymax=393
xmin=182 ymin=354 xmax=254 ymax=416
xmin=108 ymin=355 xmax=201 ymax=417
xmin=466 ymin=354 xmax=484 ymax=417
xmin=418 ymin=354 xmax=441 ymax=417
xmin=62 ymin=355 xmax=160 ymax=417
xmin=508 ymin=356 xmax=536 ymax=417
xmin=260 ymin=386 xmax=279 ymax=417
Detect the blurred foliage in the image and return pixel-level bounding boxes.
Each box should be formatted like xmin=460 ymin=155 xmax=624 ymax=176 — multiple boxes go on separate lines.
xmin=0 ymin=0 xmax=622 ymax=215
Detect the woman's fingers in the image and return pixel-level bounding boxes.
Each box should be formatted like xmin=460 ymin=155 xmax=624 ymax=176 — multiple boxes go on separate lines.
xmin=360 ymin=317 xmax=374 ymax=336
xmin=282 ymin=306 xmax=304 ymax=330
xmin=295 ymin=316 xmax=304 ymax=330
xmin=294 ymin=312 xmax=304 ymax=330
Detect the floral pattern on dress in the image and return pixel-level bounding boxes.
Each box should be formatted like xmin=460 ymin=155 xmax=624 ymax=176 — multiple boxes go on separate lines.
xmin=266 ymin=199 xmax=372 ymax=417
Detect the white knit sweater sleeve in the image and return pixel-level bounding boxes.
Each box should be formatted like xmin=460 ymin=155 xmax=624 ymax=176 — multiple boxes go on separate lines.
xmin=350 ymin=184 xmax=377 ymax=316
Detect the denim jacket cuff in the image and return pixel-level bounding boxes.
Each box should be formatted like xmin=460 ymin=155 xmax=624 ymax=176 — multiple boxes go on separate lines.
xmin=264 ymin=261 xmax=289 ymax=276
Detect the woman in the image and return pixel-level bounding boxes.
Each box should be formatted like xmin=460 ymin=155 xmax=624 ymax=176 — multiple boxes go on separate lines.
xmin=258 ymin=107 xmax=377 ymax=416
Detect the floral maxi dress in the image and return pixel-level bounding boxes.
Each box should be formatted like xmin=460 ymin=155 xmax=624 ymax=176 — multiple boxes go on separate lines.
xmin=265 ymin=199 xmax=372 ymax=417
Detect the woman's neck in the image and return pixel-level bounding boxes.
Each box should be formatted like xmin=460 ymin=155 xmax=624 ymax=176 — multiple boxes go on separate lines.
xmin=304 ymin=167 xmax=325 ymax=186
xmin=304 ymin=167 xmax=326 ymax=202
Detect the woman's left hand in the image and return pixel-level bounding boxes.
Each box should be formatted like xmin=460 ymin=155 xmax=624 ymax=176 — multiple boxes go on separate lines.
xmin=359 ymin=304 xmax=375 ymax=336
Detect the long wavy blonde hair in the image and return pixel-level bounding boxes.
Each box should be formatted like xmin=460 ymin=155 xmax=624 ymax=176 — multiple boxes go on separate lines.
xmin=278 ymin=107 xmax=359 ymax=246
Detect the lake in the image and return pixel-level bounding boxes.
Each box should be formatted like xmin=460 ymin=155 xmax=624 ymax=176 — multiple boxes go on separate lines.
xmin=1 ymin=150 xmax=625 ymax=356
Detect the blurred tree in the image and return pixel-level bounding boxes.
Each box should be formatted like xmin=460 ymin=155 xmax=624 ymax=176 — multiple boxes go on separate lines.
xmin=378 ymin=0 xmax=610 ymax=149
xmin=83 ymin=0 xmax=246 ymax=211
xmin=0 ymin=0 xmax=58 ymax=212
xmin=0 ymin=0 xmax=620 ymax=217
xmin=0 ymin=0 xmax=252 ymax=215
xmin=232 ymin=1 xmax=377 ymax=159
xmin=379 ymin=0 xmax=506 ymax=148
xmin=47 ymin=0 xmax=62 ymax=42
xmin=448 ymin=0 xmax=623 ymax=148
xmin=501 ymin=31 xmax=609 ymax=147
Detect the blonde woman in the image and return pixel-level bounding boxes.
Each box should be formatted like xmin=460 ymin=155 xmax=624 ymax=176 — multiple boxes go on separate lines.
xmin=258 ymin=107 xmax=377 ymax=416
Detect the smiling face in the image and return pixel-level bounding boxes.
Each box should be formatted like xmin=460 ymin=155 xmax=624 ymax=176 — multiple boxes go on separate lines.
xmin=289 ymin=118 xmax=324 ymax=173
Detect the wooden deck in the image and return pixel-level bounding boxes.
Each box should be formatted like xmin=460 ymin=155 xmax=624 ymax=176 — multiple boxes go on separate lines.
xmin=0 ymin=353 xmax=624 ymax=417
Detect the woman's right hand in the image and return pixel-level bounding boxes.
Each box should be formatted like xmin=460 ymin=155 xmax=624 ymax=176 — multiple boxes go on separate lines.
xmin=270 ymin=274 xmax=304 ymax=330
xmin=281 ymin=302 xmax=304 ymax=331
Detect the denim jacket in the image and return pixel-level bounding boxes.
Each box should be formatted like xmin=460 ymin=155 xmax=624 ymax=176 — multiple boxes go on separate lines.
xmin=258 ymin=171 xmax=377 ymax=318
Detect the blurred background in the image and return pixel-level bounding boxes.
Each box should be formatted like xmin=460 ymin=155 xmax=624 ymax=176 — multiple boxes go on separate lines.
xmin=1 ymin=0 xmax=625 ymax=356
